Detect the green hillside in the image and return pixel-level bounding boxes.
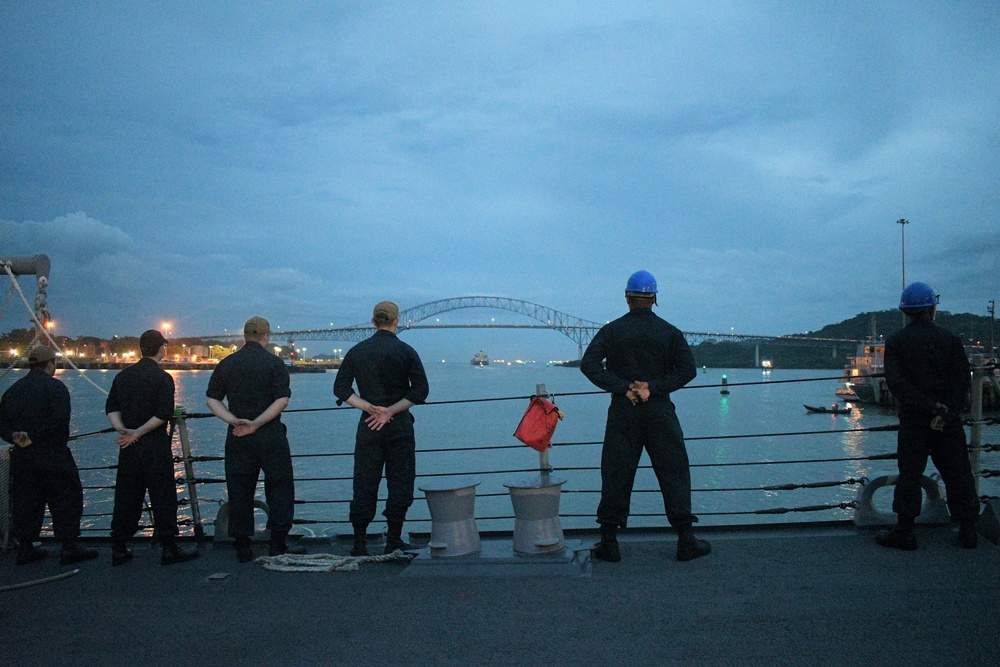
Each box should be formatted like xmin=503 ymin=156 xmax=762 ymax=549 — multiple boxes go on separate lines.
xmin=691 ymin=310 xmax=998 ymax=369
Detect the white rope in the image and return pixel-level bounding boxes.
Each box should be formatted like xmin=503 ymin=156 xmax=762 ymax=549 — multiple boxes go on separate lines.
xmin=255 ymin=549 xmax=416 ymax=572
xmin=0 ymin=568 xmax=80 ymax=592
xmin=2 ymin=264 xmax=108 ymax=396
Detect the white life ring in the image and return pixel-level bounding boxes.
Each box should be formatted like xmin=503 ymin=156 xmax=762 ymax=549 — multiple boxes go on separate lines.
xmin=853 ymin=474 xmax=950 ymax=526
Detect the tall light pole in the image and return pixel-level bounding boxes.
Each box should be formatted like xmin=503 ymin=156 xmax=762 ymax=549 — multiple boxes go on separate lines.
xmin=897 ymin=218 xmax=910 ymax=328
xmin=896 ymin=218 xmax=910 ymax=289
xmin=989 ymin=299 xmax=996 ymax=360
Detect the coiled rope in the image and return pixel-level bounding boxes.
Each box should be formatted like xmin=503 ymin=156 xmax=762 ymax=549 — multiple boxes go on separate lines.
xmin=256 ymin=550 xmax=414 ymax=572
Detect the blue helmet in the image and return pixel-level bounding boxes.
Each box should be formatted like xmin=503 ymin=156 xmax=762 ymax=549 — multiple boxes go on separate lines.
xmin=899 ymin=282 xmax=939 ymax=310
xmin=626 ymin=270 xmax=657 ymax=295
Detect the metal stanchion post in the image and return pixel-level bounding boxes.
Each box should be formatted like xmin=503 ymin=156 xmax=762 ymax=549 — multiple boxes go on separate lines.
xmin=970 ymin=356 xmax=984 ymax=496
xmin=174 ymin=412 xmax=205 ymax=546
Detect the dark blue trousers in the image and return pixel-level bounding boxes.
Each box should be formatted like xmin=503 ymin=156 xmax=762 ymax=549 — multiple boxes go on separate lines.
xmin=11 ymin=445 xmax=84 ymax=541
xmin=224 ymin=423 xmax=295 ymax=538
xmin=893 ymin=418 xmax=979 ymax=522
xmin=111 ymin=438 xmax=179 ymax=540
xmin=598 ymin=398 xmax=695 ymax=529
xmin=349 ymin=415 xmax=416 ymax=528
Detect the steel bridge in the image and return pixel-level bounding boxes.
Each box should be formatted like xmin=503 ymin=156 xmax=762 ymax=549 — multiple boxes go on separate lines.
xmin=202 ymin=296 xmax=860 ymax=358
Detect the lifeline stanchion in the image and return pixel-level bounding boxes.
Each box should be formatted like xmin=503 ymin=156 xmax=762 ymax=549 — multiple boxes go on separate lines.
xmin=1 ymin=446 xmax=10 ymax=550
xmin=173 ymin=412 xmax=205 ymax=546
xmin=970 ymin=355 xmax=986 ymax=496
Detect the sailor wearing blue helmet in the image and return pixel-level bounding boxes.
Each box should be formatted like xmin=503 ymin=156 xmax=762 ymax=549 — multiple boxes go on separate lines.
xmin=580 ymin=270 xmax=709 ymax=562
xmin=877 ymin=282 xmax=979 ymax=551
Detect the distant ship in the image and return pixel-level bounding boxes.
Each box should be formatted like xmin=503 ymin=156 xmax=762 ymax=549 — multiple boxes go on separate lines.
xmin=843 ymin=316 xmax=892 ymax=406
xmin=471 ymin=350 xmax=489 ymax=366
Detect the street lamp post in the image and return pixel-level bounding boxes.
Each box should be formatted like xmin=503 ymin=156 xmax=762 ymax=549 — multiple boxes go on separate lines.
xmin=896 ymin=218 xmax=910 ymax=289
xmin=989 ymin=300 xmax=996 ymax=360
xmin=897 ymin=218 xmax=910 ymax=327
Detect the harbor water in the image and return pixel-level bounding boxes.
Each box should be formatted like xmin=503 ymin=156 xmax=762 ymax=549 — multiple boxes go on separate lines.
xmin=14 ymin=363 xmax=1000 ymax=536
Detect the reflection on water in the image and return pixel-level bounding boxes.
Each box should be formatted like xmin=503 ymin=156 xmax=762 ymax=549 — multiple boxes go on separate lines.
xmin=4 ymin=365 xmax=997 ymax=534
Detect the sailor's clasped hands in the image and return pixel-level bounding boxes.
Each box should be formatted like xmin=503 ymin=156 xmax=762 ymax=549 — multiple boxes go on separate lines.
xmin=626 ymin=381 xmax=650 ymax=406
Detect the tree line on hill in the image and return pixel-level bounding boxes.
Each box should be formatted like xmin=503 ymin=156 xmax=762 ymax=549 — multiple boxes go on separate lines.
xmin=690 ymin=310 xmax=998 ymax=369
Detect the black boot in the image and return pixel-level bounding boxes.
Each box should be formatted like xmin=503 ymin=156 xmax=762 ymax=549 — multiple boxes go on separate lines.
xmin=676 ymin=525 xmax=711 ymax=562
xmin=959 ymin=520 xmax=978 ymax=549
xmin=235 ymin=537 xmax=254 ymax=563
xmin=384 ymin=521 xmax=413 ymax=554
xmin=269 ymin=530 xmax=307 ymax=557
xmin=161 ymin=538 xmax=200 ymax=565
xmin=876 ymin=515 xmax=917 ymax=551
xmin=60 ymin=539 xmax=98 ymax=565
xmin=16 ymin=538 xmax=48 ymax=566
xmin=351 ymin=523 xmax=369 ymax=557
xmin=592 ymin=524 xmax=621 ymax=562
xmin=111 ymin=539 xmax=133 ymax=567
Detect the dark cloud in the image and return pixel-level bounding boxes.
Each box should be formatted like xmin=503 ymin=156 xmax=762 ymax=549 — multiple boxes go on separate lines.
xmin=1 ymin=2 xmax=998 ymax=360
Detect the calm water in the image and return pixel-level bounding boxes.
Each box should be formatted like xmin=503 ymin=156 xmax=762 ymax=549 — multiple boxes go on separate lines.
xmin=9 ymin=363 xmax=999 ymax=535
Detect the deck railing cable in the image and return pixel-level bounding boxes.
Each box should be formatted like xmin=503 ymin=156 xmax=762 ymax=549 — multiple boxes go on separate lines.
xmin=38 ymin=370 xmax=996 ymax=534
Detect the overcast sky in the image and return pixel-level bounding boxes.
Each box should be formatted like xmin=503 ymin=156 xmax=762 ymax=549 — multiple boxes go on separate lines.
xmin=2 ymin=2 xmax=998 ymax=361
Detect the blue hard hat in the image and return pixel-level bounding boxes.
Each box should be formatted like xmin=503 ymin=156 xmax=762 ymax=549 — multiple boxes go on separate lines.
xmin=626 ymin=270 xmax=657 ymax=294
xmin=899 ymin=282 xmax=939 ymax=310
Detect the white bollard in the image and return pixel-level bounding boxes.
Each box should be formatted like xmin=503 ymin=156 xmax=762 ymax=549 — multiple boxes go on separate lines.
xmin=504 ymin=475 xmax=566 ymax=554
xmin=419 ymin=479 xmax=481 ymax=557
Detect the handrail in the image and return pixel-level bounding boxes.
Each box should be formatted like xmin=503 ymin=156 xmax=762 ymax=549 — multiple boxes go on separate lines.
xmin=15 ymin=366 xmax=996 ymax=537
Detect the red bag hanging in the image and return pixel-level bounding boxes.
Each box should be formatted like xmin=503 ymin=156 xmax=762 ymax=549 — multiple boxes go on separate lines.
xmin=513 ymin=396 xmax=564 ymax=452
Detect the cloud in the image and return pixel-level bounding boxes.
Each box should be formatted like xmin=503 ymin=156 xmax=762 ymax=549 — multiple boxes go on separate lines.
xmin=2 ymin=3 xmax=998 ymax=358
xmin=1 ymin=212 xmax=134 ymax=261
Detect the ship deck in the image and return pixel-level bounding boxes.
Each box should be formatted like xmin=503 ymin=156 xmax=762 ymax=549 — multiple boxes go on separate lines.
xmin=3 ymin=522 xmax=998 ymax=666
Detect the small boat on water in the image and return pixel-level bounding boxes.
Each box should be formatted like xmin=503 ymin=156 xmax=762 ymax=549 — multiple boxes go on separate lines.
xmin=471 ymin=350 xmax=489 ymax=366
xmin=804 ymin=404 xmax=853 ymax=415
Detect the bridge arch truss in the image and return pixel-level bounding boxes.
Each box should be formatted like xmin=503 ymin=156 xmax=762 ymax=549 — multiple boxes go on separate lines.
xmin=200 ymin=296 xmax=860 ymax=357
xmin=398 ymin=297 xmax=604 ymax=347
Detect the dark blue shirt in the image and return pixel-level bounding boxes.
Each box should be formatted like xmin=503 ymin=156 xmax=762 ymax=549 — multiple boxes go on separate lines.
xmin=581 ymin=308 xmax=696 ymax=402
xmin=105 ymin=356 xmax=175 ymax=447
xmin=333 ymin=329 xmax=429 ymax=415
xmin=0 ymin=368 xmax=71 ymax=448
xmin=884 ymin=318 xmax=970 ymax=421
xmin=206 ymin=341 xmax=291 ymax=427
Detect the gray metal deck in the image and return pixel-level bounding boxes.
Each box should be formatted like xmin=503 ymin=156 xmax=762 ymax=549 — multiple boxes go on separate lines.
xmin=2 ymin=524 xmax=997 ymax=666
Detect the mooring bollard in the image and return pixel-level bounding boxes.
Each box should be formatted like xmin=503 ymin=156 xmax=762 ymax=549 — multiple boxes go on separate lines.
xmin=418 ymin=479 xmax=481 ymax=557
xmin=504 ymin=474 xmax=566 ymax=554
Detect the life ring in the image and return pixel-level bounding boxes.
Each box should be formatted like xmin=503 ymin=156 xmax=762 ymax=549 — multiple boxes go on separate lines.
xmin=853 ymin=474 xmax=950 ymax=526
xmin=213 ymin=498 xmax=270 ymax=541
